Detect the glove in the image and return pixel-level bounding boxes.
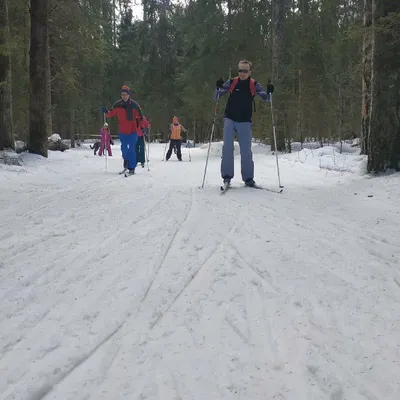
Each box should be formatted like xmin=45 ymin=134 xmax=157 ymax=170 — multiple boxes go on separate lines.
xmin=266 ymin=80 xmax=274 ymax=94
xmin=110 ymin=139 xmax=114 ymax=145
xmin=216 ymin=77 xmax=224 ymax=89
xmin=102 ymin=105 xmax=108 ymax=114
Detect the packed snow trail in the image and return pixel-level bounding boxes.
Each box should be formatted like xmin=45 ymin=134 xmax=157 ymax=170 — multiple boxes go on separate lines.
xmin=0 ymin=143 xmax=399 ymax=400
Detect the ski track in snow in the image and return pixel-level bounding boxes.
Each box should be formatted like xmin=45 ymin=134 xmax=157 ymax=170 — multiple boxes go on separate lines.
xmin=1 ymin=144 xmax=400 ymax=400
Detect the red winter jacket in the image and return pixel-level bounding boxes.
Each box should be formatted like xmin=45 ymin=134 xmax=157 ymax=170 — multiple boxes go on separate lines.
xmin=106 ymin=99 xmax=143 ymax=134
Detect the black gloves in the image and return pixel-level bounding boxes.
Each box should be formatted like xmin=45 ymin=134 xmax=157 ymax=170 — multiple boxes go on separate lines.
xmin=267 ymin=79 xmax=275 ymax=94
xmin=216 ymin=77 xmax=224 ymax=89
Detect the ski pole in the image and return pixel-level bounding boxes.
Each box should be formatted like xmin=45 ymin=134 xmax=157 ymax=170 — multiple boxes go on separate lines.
xmin=144 ymin=133 xmax=150 ymax=171
xmin=200 ymin=94 xmax=220 ymax=188
xmin=162 ymin=124 xmax=170 ymax=161
xmin=103 ymin=112 xmax=108 ymax=172
xmin=147 ymin=126 xmax=151 ymax=161
xmin=188 ymin=130 xmax=191 ymax=162
xmin=269 ymin=88 xmax=283 ymax=189
xmin=162 ymin=139 xmax=168 ymax=161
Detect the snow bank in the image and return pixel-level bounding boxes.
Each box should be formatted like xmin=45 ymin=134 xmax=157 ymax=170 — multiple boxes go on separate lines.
xmin=252 ymin=142 xmax=271 ymax=154
xmin=291 ymin=141 xmax=321 ymax=151
xmin=49 ymin=133 xmax=62 ymax=142
xmin=290 ymin=141 xmax=360 ymax=154
xmin=199 ymin=141 xmax=240 ymax=156
xmin=0 ymin=150 xmax=23 ymax=166
xmin=284 ymin=146 xmax=366 ymax=174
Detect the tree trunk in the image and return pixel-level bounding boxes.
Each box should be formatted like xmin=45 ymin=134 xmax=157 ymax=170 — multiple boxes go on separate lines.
xmin=0 ymin=0 xmax=14 ymax=150
xmin=46 ymin=31 xmax=52 ymax=137
xmin=361 ymin=0 xmax=374 ymax=156
xmin=113 ymin=0 xmax=116 ymax=47
xmin=338 ymin=87 xmax=343 ymax=153
xmin=296 ymin=68 xmax=303 ymax=146
xmin=29 ymin=0 xmax=49 ymax=157
xmin=193 ymin=113 xmax=196 ymax=145
xmin=271 ymin=0 xmax=287 ymax=151
xmin=363 ymin=0 xmax=400 ymax=172
xmin=70 ymin=107 xmax=75 ymax=148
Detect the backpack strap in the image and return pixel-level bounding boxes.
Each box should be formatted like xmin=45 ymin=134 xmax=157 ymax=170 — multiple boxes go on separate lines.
xmin=251 ymin=79 xmax=256 ymax=112
xmin=249 ymin=78 xmax=256 ymax=97
xmin=229 ymin=77 xmax=239 ymax=93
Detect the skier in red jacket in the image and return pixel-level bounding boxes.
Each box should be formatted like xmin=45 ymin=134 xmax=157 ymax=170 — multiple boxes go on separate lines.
xmin=102 ymin=85 xmax=143 ymax=175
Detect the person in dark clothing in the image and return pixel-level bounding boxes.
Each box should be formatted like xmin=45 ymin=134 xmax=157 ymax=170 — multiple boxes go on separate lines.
xmin=214 ymin=60 xmax=274 ymax=187
xmin=90 ymin=141 xmax=100 ymax=155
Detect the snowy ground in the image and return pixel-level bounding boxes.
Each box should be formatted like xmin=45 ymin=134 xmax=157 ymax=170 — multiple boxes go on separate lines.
xmin=1 ymin=141 xmax=400 ymax=400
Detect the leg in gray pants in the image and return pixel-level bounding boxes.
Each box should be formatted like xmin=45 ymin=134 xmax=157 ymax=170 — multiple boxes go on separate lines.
xmin=221 ymin=118 xmax=254 ymax=183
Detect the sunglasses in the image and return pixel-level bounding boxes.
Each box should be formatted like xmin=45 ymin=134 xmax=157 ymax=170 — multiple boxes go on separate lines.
xmin=238 ymin=69 xmax=250 ymax=73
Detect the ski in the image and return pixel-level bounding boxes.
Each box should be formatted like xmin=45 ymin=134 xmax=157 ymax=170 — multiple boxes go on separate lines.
xmin=247 ymin=184 xmax=283 ymax=194
xmin=219 ymin=183 xmax=283 ymax=194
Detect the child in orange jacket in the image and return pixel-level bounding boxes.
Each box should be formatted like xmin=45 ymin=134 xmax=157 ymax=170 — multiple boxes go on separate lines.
xmin=166 ymin=116 xmax=187 ymax=161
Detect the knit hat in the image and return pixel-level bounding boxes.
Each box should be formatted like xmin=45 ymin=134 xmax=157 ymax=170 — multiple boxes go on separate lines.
xmin=172 ymin=116 xmax=179 ymax=122
xmin=121 ymin=85 xmax=131 ymax=95
xmin=103 ymin=122 xmax=109 ymax=128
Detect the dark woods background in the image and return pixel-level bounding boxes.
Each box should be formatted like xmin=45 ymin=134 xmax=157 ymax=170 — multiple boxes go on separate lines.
xmin=0 ymin=0 xmax=399 ymax=171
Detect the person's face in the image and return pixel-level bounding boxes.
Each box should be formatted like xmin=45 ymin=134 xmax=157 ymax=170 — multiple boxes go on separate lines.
xmin=238 ymin=63 xmax=251 ymax=80
xmin=121 ymin=92 xmax=130 ymax=101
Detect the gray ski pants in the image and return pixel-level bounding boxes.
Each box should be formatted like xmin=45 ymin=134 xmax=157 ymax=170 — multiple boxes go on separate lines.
xmin=221 ymin=118 xmax=254 ymax=182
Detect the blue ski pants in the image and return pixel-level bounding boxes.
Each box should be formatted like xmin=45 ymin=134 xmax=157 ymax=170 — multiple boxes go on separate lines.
xmin=221 ymin=118 xmax=254 ymax=182
xmin=118 ymin=132 xmax=138 ymax=169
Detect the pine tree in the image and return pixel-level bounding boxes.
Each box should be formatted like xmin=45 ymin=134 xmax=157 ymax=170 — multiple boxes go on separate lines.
xmin=29 ymin=0 xmax=50 ymax=157
xmin=0 ymin=0 xmax=14 ymax=150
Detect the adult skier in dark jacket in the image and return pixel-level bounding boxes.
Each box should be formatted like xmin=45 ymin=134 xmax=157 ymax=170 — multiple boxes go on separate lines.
xmin=214 ymin=60 xmax=274 ymax=187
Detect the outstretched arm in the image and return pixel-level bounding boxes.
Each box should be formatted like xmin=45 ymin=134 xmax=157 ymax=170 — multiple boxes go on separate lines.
xmin=106 ymin=108 xmax=118 ymax=118
xmin=213 ymin=79 xmax=231 ymax=100
xmin=104 ymin=101 xmax=120 ymax=118
xmin=255 ymin=82 xmax=271 ymax=102
xmin=256 ymin=80 xmax=275 ymax=102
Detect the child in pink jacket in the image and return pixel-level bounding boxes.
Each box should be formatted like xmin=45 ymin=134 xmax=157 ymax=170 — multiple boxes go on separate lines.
xmin=99 ymin=123 xmax=113 ymax=156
